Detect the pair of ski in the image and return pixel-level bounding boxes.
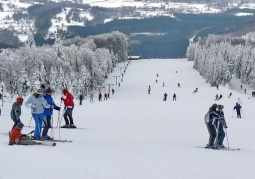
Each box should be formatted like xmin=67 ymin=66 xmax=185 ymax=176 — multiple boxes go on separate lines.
xmin=197 ymin=146 xmax=241 ymax=151
xmin=33 ymin=139 xmax=73 ymax=146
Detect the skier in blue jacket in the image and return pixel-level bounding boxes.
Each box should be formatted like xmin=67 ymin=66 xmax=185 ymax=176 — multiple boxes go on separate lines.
xmin=234 ymin=103 xmax=242 ymax=118
xmin=42 ymin=88 xmax=60 ymax=140
xmin=25 ymin=89 xmax=51 ymax=140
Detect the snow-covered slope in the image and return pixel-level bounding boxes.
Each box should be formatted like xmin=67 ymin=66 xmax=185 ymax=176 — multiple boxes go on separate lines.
xmin=0 ymin=58 xmax=254 ymax=179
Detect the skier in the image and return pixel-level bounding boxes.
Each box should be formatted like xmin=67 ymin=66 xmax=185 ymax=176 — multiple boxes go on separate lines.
xmin=163 ymin=93 xmax=168 ymax=101
xmin=98 ymin=92 xmax=102 ymax=101
xmin=216 ymin=85 xmax=219 ymax=90
xmin=42 ymin=88 xmax=60 ymax=139
xmin=25 ymin=89 xmax=51 ymax=140
xmin=233 ymin=103 xmax=242 ymax=118
xmin=61 ymin=88 xmax=76 ymax=128
xmin=118 ymin=82 xmax=120 ymax=87
xmin=173 ymin=93 xmax=176 ymax=101
xmin=112 ymin=89 xmax=115 ymax=95
xmin=228 ymin=92 xmax=232 ymax=98
xmin=157 ymin=74 xmax=159 ymax=77
xmin=9 ymin=122 xmax=36 ymax=145
xmin=219 ymin=94 xmax=222 ymax=100
xmin=79 ymin=93 xmax=84 ymax=105
xmin=214 ymin=105 xmax=228 ymax=148
xmin=236 ymin=98 xmax=242 ymax=106
xmin=193 ymin=88 xmax=198 ymax=93
xmin=89 ymin=93 xmax=94 ymax=103
xmin=104 ymin=93 xmax=108 ymax=100
xmin=215 ymin=94 xmax=218 ymax=101
xmin=205 ymin=104 xmax=219 ymax=148
xmin=244 ymin=88 xmax=246 ymax=94
xmin=148 ymin=87 xmax=151 ymax=94
xmin=156 ymin=79 xmax=158 ymax=83
xmin=10 ymin=97 xmax=23 ymax=129
xmin=240 ymin=84 xmax=242 ymax=89
xmin=178 ymin=83 xmax=180 ymax=88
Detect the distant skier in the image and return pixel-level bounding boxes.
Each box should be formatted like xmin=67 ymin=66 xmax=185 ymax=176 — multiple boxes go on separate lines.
xmin=215 ymin=94 xmax=218 ymax=101
xmin=148 ymin=87 xmax=151 ymax=94
xmin=89 ymin=93 xmax=94 ymax=103
xmin=216 ymin=85 xmax=219 ymax=90
xmin=228 ymin=92 xmax=232 ymax=98
xmin=112 ymin=89 xmax=115 ymax=95
xmin=193 ymin=87 xmax=198 ymax=93
xmin=244 ymin=88 xmax=246 ymax=94
xmin=163 ymin=82 xmax=165 ymax=87
xmin=98 ymin=92 xmax=102 ymax=101
xmin=156 ymin=79 xmax=158 ymax=83
xmin=240 ymin=85 xmax=242 ymax=89
xmin=104 ymin=93 xmax=108 ymax=100
xmin=178 ymin=83 xmax=180 ymax=87
xmin=79 ymin=93 xmax=84 ymax=105
xmin=173 ymin=93 xmax=176 ymax=101
xmin=157 ymin=74 xmax=159 ymax=77
xmin=163 ymin=93 xmax=168 ymax=101
xmin=219 ymin=94 xmax=222 ymax=100
xmin=233 ymin=103 xmax=242 ymax=118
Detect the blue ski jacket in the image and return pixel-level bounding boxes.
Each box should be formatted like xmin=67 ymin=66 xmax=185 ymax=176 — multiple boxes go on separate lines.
xmin=43 ymin=94 xmax=60 ymax=116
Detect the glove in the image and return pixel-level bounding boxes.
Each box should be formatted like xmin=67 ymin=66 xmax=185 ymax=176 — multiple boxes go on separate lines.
xmin=22 ymin=134 xmax=27 ymax=137
xmin=50 ymin=105 xmax=54 ymax=109
xmin=61 ymin=97 xmax=63 ymax=101
xmin=55 ymin=106 xmax=60 ymax=111
xmin=224 ymin=125 xmax=228 ymax=129
xmin=31 ymin=104 xmax=36 ymax=109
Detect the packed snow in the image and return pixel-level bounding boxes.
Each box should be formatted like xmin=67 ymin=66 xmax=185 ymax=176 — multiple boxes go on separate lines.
xmin=0 ymin=58 xmax=255 ymax=179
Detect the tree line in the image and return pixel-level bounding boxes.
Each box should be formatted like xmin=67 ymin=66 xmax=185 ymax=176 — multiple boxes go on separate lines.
xmin=186 ymin=34 xmax=255 ymax=88
xmin=0 ymin=31 xmax=129 ymax=97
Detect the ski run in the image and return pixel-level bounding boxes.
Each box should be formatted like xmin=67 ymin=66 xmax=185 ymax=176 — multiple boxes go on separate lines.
xmin=0 ymin=58 xmax=255 ymax=179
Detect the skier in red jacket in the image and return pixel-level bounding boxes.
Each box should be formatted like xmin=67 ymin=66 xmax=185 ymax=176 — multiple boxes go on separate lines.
xmin=61 ymin=89 xmax=76 ymax=128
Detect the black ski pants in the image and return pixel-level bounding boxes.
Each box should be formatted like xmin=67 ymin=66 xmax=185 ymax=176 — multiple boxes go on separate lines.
xmin=42 ymin=115 xmax=51 ymax=137
xmin=64 ymin=108 xmax=74 ymax=125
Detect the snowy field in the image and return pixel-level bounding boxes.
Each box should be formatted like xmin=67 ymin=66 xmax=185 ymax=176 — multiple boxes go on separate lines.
xmin=0 ymin=58 xmax=255 ymax=179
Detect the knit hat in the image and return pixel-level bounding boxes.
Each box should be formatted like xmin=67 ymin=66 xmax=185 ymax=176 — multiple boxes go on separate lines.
xmin=63 ymin=89 xmax=68 ymax=94
xmin=46 ymin=87 xmax=52 ymax=93
xmin=17 ymin=122 xmax=24 ymax=129
xmin=36 ymin=89 xmax=44 ymax=94
xmin=16 ymin=97 xmax=24 ymax=103
xmin=40 ymin=84 xmax=46 ymax=89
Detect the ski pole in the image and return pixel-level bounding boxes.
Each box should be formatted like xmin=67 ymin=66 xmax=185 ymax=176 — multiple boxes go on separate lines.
xmin=50 ymin=115 xmax=54 ymax=139
xmin=28 ymin=116 xmax=33 ymax=127
xmin=225 ymin=127 xmax=230 ymax=148
xmin=56 ymin=101 xmax=62 ymax=128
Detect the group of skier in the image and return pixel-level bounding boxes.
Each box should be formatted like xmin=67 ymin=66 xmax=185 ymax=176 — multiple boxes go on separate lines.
xmin=205 ymin=98 xmax=242 ymax=149
xmin=9 ymin=85 xmax=76 ymax=145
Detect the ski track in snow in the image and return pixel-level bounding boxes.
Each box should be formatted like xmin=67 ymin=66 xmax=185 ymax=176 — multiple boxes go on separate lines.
xmin=0 ymin=58 xmax=255 ymax=179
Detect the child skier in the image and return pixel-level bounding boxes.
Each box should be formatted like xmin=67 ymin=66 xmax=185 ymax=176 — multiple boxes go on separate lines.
xmin=233 ymin=103 xmax=242 ymax=118
xmin=10 ymin=97 xmax=23 ymax=129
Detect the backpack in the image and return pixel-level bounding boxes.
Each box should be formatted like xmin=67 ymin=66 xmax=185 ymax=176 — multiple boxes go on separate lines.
xmin=204 ymin=111 xmax=210 ymax=124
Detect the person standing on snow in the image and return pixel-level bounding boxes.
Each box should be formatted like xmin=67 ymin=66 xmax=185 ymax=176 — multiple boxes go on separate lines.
xmin=42 ymin=88 xmax=60 ymax=140
xmin=61 ymin=88 xmax=76 ymax=128
xmin=215 ymin=94 xmax=218 ymax=101
xmin=233 ymin=103 xmax=242 ymax=118
xmin=228 ymin=92 xmax=232 ymax=98
xmin=173 ymin=93 xmax=177 ymax=101
xmin=214 ymin=105 xmax=228 ymax=148
xmin=205 ymin=104 xmax=219 ymax=148
xmin=10 ymin=97 xmax=23 ymax=129
xmin=89 ymin=93 xmax=94 ymax=103
xmin=163 ymin=93 xmax=168 ymax=101
xmin=25 ymin=89 xmax=51 ymax=140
